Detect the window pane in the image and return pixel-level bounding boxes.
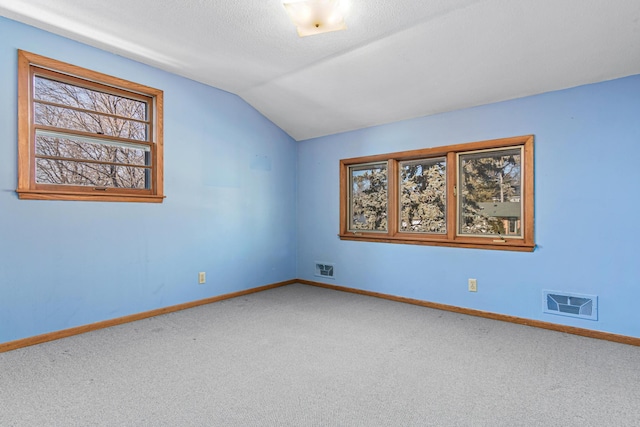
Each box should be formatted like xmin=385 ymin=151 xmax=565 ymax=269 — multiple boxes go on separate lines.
xmin=35 ymin=102 xmax=147 ymax=141
xmin=459 ymin=147 xmax=522 ymax=237
xmin=34 ymin=76 xmax=147 ymax=121
xmin=36 ymin=158 xmax=149 ymax=189
xmin=36 ymin=132 xmax=149 ymax=166
xmin=399 ymin=158 xmax=446 ymax=233
xmin=349 ymin=163 xmax=388 ymax=231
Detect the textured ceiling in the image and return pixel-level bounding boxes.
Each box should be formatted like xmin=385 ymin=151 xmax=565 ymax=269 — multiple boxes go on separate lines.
xmin=1 ymin=0 xmax=639 ymax=141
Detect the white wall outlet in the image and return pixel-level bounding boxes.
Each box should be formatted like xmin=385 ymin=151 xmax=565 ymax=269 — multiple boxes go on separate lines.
xmin=198 ymin=272 xmax=206 ymax=284
xmin=468 ymin=278 xmax=477 ymax=292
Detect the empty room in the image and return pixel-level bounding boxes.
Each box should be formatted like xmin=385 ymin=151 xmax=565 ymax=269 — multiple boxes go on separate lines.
xmin=1 ymin=0 xmax=639 ymax=425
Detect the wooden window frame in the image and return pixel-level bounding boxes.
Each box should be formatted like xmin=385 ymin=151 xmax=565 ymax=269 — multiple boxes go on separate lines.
xmin=339 ymin=135 xmax=535 ymax=252
xmin=16 ymin=50 xmax=165 ymax=203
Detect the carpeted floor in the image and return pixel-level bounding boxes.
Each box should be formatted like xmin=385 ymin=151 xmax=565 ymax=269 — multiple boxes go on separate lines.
xmin=1 ymin=284 xmax=639 ymax=426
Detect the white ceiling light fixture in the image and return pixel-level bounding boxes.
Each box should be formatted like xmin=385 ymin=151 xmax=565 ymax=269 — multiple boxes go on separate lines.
xmin=283 ymin=0 xmax=348 ymax=37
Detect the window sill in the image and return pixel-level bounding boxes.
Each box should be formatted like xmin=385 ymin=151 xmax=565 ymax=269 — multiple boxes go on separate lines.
xmin=17 ymin=189 xmax=165 ymax=203
xmin=338 ymin=233 xmax=535 ymax=252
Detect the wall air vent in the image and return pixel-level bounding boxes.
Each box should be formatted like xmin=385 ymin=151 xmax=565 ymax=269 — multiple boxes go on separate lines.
xmin=543 ymin=290 xmax=598 ymax=321
xmin=315 ymin=262 xmax=335 ymax=279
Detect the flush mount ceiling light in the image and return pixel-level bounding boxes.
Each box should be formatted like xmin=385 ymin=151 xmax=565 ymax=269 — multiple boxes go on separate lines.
xmin=283 ymin=0 xmax=348 ymax=37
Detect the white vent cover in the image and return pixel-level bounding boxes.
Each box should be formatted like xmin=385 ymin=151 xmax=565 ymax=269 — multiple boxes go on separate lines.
xmin=543 ymin=290 xmax=598 ymax=321
xmin=315 ymin=262 xmax=334 ymax=279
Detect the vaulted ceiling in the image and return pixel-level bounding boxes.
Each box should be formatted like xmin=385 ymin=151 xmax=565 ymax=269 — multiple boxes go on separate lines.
xmin=1 ymin=0 xmax=639 ymax=141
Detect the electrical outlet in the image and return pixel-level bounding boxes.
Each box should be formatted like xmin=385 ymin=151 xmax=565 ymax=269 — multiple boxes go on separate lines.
xmin=198 ymin=272 xmax=206 ymax=284
xmin=468 ymin=278 xmax=477 ymax=292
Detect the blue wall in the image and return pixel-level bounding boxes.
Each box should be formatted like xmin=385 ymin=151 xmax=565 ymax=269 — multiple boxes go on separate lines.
xmin=297 ymin=74 xmax=640 ymax=338
xmin=0 ymin=17 xmax=297 ymax=344
xmin=2 ymin=15 xmax=639 ymax=345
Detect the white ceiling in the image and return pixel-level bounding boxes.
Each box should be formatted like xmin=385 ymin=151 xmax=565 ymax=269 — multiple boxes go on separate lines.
xmin=1 ymin=0 xmax=639 ymax=141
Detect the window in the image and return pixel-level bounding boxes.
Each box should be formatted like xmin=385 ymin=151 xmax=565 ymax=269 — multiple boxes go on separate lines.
xmin=399 ymin=157 xmax=446 ymax=234
xmin=339 ymin=135 xmax=534 ymax=251
xmin=349 ymin=162 xmax=388 ymax=232
xmin=17 ymin=50 xmax=164 ymax=202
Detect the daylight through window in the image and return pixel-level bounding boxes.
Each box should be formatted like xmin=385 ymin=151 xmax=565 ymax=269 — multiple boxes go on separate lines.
xmin=17 ymin=50 xmax=164 ymax=202
xmin=340 ymin=136 xmax=534 ymax=251
xmin=458 ymin=147 xmax=522 ymax=238
xmin=349 ymin=163 xmax=388 ymax=232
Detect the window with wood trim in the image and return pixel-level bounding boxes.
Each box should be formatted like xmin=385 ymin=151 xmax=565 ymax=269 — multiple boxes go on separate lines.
xmin=17 ymin=50 xmax=164 ymax=202
xmin=339 ymin=135 xmax=534 ymax=251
